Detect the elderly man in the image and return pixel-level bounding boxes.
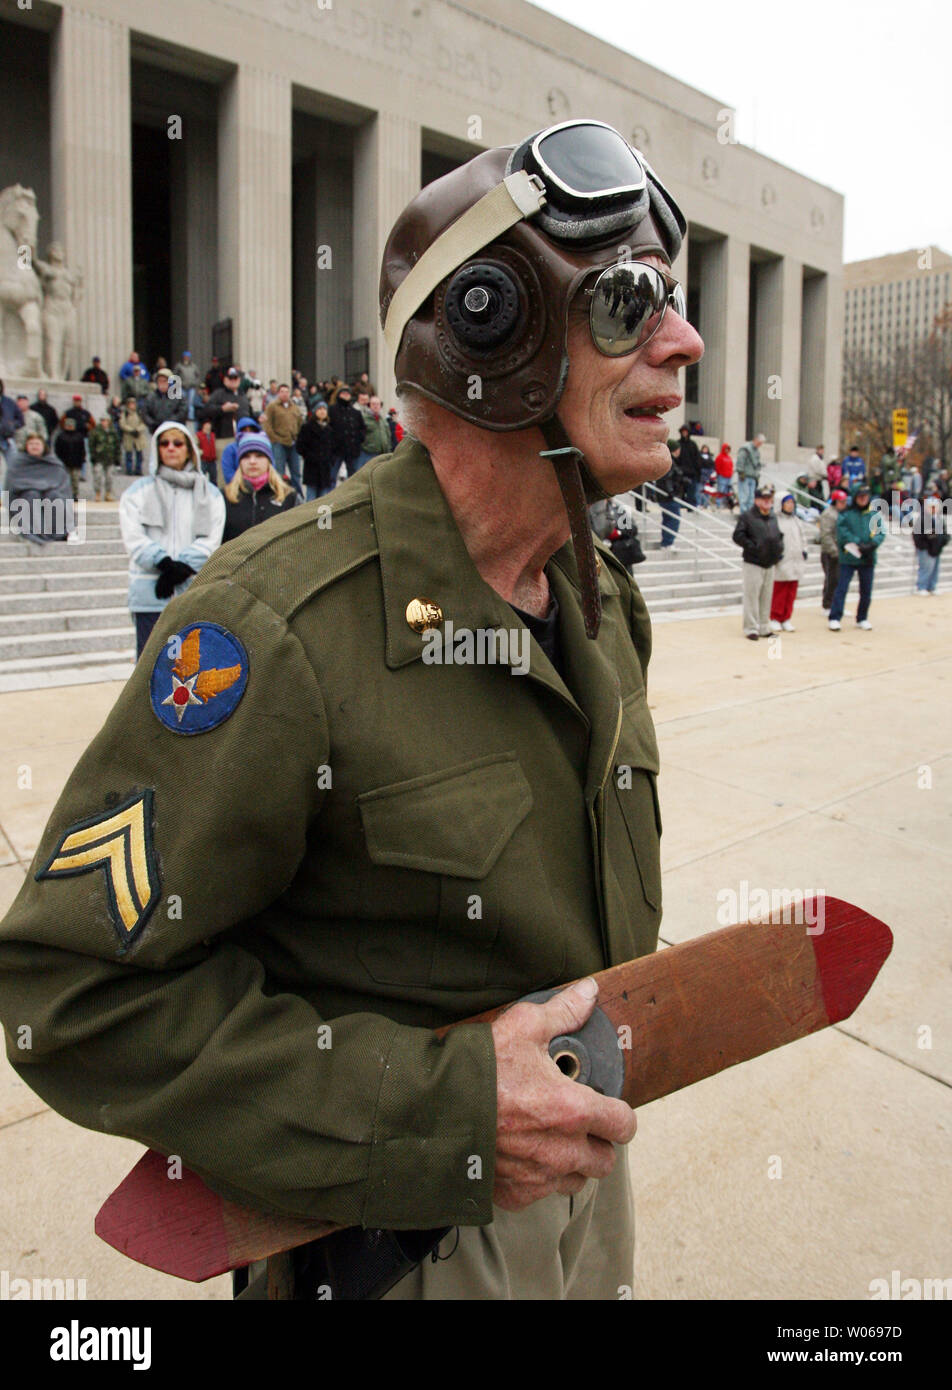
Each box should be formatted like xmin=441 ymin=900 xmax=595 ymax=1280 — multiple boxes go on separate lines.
xmin=736 ymin=432 xmax=766 ymax=512
xmin=140 ymin=367 xmax=188 ymax=434
xmin=732 ymin=484 xmax=783 ymax=639
xmin=12 ymin=394 xmax=48 ymax=451
xmin=0 ymin=120 xmax=702 ymax=1301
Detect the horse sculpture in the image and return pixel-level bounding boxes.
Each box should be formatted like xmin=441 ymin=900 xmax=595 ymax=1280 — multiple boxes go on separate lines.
xmin=0 ymin=185 xmax=44 ymax=378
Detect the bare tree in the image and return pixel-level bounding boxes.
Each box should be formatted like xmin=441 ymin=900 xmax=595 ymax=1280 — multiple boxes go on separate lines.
xmin=842 ymin=305 xmax=952 ymax=464
xmin=909 ymin=304 xmax=952 ymax=463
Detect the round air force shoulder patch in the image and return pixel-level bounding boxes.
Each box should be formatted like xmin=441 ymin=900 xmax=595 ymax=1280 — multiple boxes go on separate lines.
xmin=150 ymin=623 xmax=249 ymax=735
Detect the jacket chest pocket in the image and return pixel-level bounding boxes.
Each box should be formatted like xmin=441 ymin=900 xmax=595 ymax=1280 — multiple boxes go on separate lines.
xmin=356 ymin=751 xmax=563 ymax=991
xmin=610 ymin=693 xmax=663 ymax=913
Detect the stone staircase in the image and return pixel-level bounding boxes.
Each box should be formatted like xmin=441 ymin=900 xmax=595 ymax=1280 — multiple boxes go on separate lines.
xmin=0 ymin=506 xmax=135 ymax=691
xmin=0 ymin=498 xmax=946 ymax=692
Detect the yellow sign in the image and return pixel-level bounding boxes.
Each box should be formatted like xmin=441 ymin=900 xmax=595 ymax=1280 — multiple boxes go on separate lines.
xmin=892 ymin=408 xmax=908 ymax=449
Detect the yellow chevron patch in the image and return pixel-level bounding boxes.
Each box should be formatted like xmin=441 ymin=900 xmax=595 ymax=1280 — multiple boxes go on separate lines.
xmin=36 ymin=790 xmax=160 ymax=949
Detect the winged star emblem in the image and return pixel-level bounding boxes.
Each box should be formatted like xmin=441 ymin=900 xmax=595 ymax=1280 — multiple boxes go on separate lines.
xmin=162 ymin=627 xmax=242 ymax=724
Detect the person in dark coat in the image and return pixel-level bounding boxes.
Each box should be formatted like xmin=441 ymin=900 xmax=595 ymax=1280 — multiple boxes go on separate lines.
xmin=656 ymin=449 xmax=682 ymax=548
xmin=221 ymin=433 xmax=299 ymax=543
xmin=914 ymin=488 xmax=949 ymax=594
xmin=204 ymin=357 xmax=224 ymax=395
xmin=31 ymin=390 xmax=60 ymax=439
xmin=297 ymin=403 xmax=337 ymax=498
xmin=732 ymin=485 xmax=783 ymax=639
xmin=140 ymin=369 xmax=188 ymax=434
xmin=53 ymin=416 xmax=88 ymax=500
xmin=328 ymin=385 xmax=365 ymax=487
xmin=675 ymin=424 xmax=702 ymax=506
xmin=200 ymin=368 xmax=251 ymax=469
xmin=5 ymin=434 xmax=73 ymax=544
xmin=81 ymin=357 xmax=110 ymax=394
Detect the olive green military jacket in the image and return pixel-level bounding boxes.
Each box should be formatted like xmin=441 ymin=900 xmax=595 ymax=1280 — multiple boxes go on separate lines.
xmin=0 ymin=438 xmax=662 ymax=1232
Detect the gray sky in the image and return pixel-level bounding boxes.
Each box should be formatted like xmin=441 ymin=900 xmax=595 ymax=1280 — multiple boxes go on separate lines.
xmin=530 ymin=0 xmax=951 ymax=264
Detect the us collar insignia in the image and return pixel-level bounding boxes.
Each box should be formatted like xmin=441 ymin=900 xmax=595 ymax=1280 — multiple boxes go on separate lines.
xmin=150 ymin=623 xmax=249 ymax=735
xmin=36 ymin=789 xmax=160 ymax=949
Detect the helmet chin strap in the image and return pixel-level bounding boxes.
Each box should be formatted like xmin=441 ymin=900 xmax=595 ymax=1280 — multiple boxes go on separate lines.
xmin=539 ymin=415 xmax=610 ymax=640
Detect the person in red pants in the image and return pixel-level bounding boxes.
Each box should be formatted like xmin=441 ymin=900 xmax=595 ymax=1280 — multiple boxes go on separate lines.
xmin=771 ymin=493 xmax=807 ymax=631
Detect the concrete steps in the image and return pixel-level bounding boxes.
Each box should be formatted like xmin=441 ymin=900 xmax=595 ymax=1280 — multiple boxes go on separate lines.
xmin=0 ymin=503 xmax=946 ymax=689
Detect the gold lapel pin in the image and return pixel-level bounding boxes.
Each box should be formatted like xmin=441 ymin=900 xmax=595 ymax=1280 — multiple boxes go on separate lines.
xmin=406 ymin=598 xmax=444 ymax=633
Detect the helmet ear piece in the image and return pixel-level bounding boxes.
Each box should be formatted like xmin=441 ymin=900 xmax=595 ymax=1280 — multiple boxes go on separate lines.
xmin=444 ymin=262 xmax=521 ymax=352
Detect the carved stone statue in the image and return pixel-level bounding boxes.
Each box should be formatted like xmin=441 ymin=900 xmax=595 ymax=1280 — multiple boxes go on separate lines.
xmin=0 ymin=185 xmax=44 ymax=378
xmin=36 ymin=242 xmax=83 ymax=381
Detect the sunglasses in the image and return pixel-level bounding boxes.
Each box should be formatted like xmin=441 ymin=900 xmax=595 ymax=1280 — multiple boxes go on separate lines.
xmin=585 ymin=261 xmax=687 ymax=357
xmin=159 ymin=436 xmax=187 ymax=447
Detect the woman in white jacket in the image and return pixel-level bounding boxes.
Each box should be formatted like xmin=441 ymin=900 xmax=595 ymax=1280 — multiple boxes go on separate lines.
xmin=770 ymin=493 xmax=807 ymax=632
xmin=119 ymin=420 xmax=225 ymax=658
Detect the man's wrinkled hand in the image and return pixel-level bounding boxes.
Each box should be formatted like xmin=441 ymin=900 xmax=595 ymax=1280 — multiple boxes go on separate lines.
xmin=491 ymin=978 xmax=636 ymax=1211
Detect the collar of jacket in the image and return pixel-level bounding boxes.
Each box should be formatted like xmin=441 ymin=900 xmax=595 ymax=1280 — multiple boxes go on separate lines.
xmin=371 ymin=437 xmax=618 ymax=669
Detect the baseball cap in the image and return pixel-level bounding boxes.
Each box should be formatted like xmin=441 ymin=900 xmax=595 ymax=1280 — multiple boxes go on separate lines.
xmin=754 ymin=485 xmax=774 ymax=498
xmin=72 ymin=393 xmax=82 ymax=402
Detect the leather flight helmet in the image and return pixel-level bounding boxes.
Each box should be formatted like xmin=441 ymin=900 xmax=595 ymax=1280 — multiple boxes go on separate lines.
xmin=378 ymin=119 xmax=687 ymax=636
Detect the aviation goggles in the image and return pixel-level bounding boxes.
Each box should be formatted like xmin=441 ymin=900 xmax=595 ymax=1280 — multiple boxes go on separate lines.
xmin=383 ymin=119 xmax=686 ymax=358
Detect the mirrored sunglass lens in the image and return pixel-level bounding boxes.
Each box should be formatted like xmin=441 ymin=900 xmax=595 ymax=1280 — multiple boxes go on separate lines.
xmin=590 ymin=265 xmax=664 ymax=355
xmin=536 ymin=125 xmax=645 ymax=196
xmin=671 ymin=283 xmax=687 ymax=318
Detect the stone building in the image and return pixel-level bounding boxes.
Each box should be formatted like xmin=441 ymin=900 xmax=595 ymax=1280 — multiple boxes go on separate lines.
xmin=0 ymin=0 xmax=843 ymax=461
xmin=844 ymin=246 xmax=952 ymax=361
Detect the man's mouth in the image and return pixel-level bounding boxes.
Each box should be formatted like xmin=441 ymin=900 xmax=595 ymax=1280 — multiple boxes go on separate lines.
xmin=623 ymin=396 xmax=682 ymax=421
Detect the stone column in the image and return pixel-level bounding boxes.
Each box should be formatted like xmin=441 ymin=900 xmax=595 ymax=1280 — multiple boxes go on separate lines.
xmin=294 ymin=149 xmax=353 ymax=381
xmin=777 ymin=256 xmax=803 ymax=460
xmin=184 ymin=118 xmax=219 ymax=368
xmin=353 ymin=112 xmax=421 ymax=405
xmin=823 ymin=271 xmax=844 ymax=456
xmin=750 ymin=255 xmax=802 ymax=458
xmin=696 ymin=234 xmax=749 ymax=449
xmin=218 ymin=67 xmax=291 ymax=383
xmin=799 ymin=271 xmax=827 ymax=452
xmin=50 ymin=8 xmax=133 ymax=382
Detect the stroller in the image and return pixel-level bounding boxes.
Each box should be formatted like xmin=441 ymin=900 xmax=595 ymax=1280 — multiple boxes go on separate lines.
xmin=607 ymin=511 xmax=646 ymax=570
xmin=706 ymin=476 xmax=737 ymax=510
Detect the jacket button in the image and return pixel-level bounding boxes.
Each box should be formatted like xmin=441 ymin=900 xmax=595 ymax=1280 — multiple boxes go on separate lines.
xmin=406 ymin=598 xmax=444 ymax=632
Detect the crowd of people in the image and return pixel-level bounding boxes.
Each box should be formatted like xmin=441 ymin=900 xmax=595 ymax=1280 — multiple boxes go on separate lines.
xmin=3 ymin=355 xmax=948 ymax=651
xmin=592 ymin=424 xmax=949 ymax=637
xmin=0 ymin=353 xmax=406 ymax=507
xmin=0 ymin=353 xmax=410 ymax=659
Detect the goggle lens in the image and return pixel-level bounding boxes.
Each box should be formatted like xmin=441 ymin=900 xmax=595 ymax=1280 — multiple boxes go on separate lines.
xmin=589 ymin=262 xmax=686 ymax=357
xmin=534 ymin=123 xmax=647 ymax=199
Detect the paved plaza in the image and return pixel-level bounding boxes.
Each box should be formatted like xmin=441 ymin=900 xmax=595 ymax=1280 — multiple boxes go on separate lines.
xmin=1 ymin=594 xmax=949 ymax=1300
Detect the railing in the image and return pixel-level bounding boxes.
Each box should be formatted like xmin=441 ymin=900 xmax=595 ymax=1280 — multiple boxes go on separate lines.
xmin=617 ymin=483 xmax=743 ymax=574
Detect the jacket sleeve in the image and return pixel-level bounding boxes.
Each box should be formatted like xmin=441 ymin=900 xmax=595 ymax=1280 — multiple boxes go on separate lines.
xmin=119 ymin=486 xmax=168 ymax=573
xmin=175 ymin=487 xmax=226 ymax=572
xmin=0 ymin=578 xmax=496 ymax=1230
xmin=732 ymin=514 xmax=749 ymax=548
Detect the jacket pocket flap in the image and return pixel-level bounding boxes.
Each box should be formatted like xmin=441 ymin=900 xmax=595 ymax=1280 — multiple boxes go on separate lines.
xmin=358 ymin=752 xmax=533 ymax=878
xmin=618 ymin=690 xmax=661 ymax=774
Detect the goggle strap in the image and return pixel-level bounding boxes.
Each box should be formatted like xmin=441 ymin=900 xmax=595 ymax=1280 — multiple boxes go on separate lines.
xmin=540 ymin=416 xmax=605 ymax=640
xmin=384 ymin=170 xmax=546 ymax=358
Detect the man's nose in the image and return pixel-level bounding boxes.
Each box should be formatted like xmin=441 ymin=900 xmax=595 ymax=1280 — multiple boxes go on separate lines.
xmin=648 ymin=306 xmax=704 ymax=368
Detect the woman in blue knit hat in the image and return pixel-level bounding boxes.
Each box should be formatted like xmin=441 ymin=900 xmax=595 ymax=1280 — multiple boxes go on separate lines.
xmin=221 ymin=431 xmax=299 ymax=544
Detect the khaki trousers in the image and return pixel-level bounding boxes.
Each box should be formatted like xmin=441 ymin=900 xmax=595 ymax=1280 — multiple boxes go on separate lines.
xmin=384 ymin=1149 xmax=634 ymax=1301
xmin=742 ymin=562 xmax=775 ymax=636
